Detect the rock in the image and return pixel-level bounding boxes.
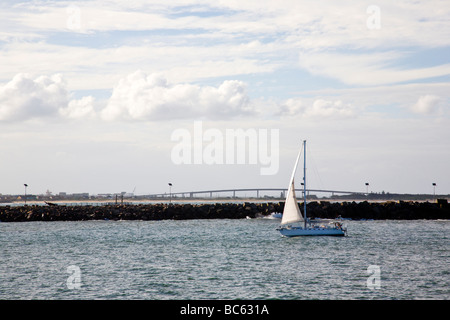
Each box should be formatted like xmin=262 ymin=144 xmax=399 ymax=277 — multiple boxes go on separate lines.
xmin=0 ymin=200 xmax=449 ymax=222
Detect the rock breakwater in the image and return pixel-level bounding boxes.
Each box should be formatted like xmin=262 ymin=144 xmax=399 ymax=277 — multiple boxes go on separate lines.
xmin=0 ymin=200 xmax=448 ymax=222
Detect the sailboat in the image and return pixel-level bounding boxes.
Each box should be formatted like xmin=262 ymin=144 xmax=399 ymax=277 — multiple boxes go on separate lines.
xmin=277 ymin=140 xmax=347 ymax=237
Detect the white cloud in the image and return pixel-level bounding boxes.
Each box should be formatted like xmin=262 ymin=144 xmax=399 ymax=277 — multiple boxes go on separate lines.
xmin=101 ymin=70 xmax=254 ymax=121
xmin=0 ymin=73 xmax=97 ymax=122
xmin=0 ymin=41 xmax=280 ymax=92
xmin=3 ymin=1 xmax=450 ymax=93
xmin=278 ymin=97 xmax=355 ymax=119
xmin=59 ymin=96 xmax=96 ymax=120
xmin=0 ymin=73 xmax=68 ymax=122
xmin=0 ymin=71 xmax=257 ymax=122
xmin=9 ymin=1 xmax=450 ymax=49
xmin=411 ymin=95 xmax=442 ymax=115
xmin=310 ymin=99 xmax=354 ymax=118
xmin=298 ymin=51 xmax=450 ymax=86
xmin=293 ymin=82 xmax=450 ymax=118
xmin=278 ymin=98 xmax=305 ymax=116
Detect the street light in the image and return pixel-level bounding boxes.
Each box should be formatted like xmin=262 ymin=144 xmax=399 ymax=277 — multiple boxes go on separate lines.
xmin=24 ymin=184 xmax=28 ymax=205
xmin=432 ymin=183 xmax=436 ymax=201
xmin=168 ymin=183 xmax=173 ymax=204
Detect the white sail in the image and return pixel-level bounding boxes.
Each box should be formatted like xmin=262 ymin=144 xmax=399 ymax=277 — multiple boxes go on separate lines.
xmin=280 ymin=179 xmax=304 ymax=225
xmin=280 ymin=147 xmax=304 ymax=225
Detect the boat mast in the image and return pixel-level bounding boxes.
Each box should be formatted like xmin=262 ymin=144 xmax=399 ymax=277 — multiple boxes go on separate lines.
xmin=303 ymin=140 xmax=307 ymax=229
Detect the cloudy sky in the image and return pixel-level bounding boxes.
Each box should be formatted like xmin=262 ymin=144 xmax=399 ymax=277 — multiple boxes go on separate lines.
xmin=1 ymin=0 xmax=449 ymax=196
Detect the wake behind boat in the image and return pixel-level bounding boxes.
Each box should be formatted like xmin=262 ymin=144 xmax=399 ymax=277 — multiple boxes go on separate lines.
xmin=277 ymin=140 xmax=347 ymax=237
xmin=270 ymin=212 xmax=282 ymax=219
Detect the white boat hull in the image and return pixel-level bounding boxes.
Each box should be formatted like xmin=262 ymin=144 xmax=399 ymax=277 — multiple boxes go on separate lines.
xmin=278 ymin=226 xmax=346 ymax=237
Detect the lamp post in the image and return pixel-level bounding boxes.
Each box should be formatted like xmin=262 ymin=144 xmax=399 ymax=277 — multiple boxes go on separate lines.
xmin=300 ymin=182 xmax=306 ymax=200
xmin=24 ymin=184 xmax=28 ymax=205
xmin=168 ymin=183 xmax=172 ymax=204
xmin=432 ymin=183 xmax=436 ymax=201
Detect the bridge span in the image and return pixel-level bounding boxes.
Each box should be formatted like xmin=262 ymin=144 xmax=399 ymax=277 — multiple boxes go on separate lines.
xmin=147 ymin=188 xmax=366 ymax=199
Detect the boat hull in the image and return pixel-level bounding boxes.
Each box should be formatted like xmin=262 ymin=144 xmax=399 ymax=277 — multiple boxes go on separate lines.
xmin=278 ymin=226 xmax=346 ymax=237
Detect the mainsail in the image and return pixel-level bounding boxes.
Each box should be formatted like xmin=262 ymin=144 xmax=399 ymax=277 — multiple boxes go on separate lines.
xmin=280 ymin=147 xmax=304 ymax=225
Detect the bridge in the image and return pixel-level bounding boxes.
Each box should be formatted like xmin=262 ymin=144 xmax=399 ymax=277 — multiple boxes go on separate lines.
xmin=146 ymin=188 xmax=366 ymax=199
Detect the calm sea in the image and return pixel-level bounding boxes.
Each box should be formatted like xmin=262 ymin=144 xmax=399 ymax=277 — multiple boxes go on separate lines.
xmin=0 ymin=217 xmax=448 ymax=300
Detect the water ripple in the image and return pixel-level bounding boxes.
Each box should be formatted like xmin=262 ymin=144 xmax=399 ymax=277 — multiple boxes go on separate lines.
xmin=0 ymin=219 xmax=449 ymax=299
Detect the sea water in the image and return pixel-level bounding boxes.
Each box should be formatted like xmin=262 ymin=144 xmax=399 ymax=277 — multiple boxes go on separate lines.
xmin=0 ymin=218 xmax=448 ymax=300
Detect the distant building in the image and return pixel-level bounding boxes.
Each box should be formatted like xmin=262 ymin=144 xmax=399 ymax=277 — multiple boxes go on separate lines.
xmin=98 ymin=193 xmax=113 ymax=198
xmin=71 ymin=193 xmax=89 ymax=199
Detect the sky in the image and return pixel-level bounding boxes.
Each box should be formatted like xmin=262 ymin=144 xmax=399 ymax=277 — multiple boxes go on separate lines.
xmin=1 ymin=0 xmax=449 ymax=196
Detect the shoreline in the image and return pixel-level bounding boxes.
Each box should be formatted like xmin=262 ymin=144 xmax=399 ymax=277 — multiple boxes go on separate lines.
xmin=0 ymin=200 xmax=448 ymax=222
